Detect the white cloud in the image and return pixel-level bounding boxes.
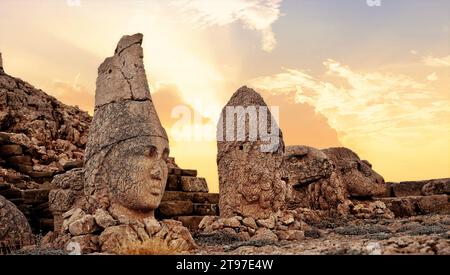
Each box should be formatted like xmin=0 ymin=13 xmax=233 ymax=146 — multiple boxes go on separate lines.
xmin=171 ymin=0 xmax=283 ymax=52
xmin=410 ymin=49 xmax=418 ymax=55
xmin=426 ymin=72 xmax=438 ymax=81
xmin=423 ymin=54 xmax=450 ymax=67
xmin=248 ymin=60 xmax=450 ymax=148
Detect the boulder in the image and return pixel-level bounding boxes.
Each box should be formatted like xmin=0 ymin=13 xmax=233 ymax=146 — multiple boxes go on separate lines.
xmin=70 ymin=234 xmax=99 ymax=254
xmin=94 ymin=209 xmax=117 ymax=229
xmin=0 ymin=195 xmax=34 ymax=251
xmin=251 ymin=228 xmax=279 ymax=242
xmin=257 ymin=216 xmax=276 ymax=229
xmin=68 ymin=214 xmax=97 ymax=236
xmin=222 ymin=217 xmax=241 ymax=228
xmin=241 ymin=217 xmax=257 ymax=230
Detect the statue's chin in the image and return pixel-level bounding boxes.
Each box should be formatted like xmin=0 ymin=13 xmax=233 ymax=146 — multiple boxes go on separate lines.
xmin=109 ymin=201 xmax=157 ymax=222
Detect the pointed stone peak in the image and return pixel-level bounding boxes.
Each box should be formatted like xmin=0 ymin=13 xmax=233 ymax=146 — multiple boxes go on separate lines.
xmin=227 ymin=86 xmax=267 ymax=106
xmin=114 ymin=33 xmax=143 ymax=55
xmin=95 ymin=33 xmax=150 ymax=107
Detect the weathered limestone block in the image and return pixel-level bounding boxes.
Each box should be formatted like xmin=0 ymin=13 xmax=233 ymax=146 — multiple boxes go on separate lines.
xmin=391 ymin=178 xmax=450 ymax=197
xmin=283 ymin=145 xmax=346 ymax=211
xmin=180 ymin=176 xmax=209 ymax=192
xmin=217 ymin=86 xmax=286 ymax=220
xmin=0 ymin=144 xmax=23 ymax=156
xmin=158 ymin=201 xmax=193 ymax=217
xmin=392 ymin=181 xmax=428 ymax=197
xmin=162 ymin=191 xmax=219 ymax=204
xmin=322 ymin=147 xmax=389 ymax=198
xmin=422 ymin=179 xmax=450 ymax=196
xmin=379 ymin=195 xmax=450 ymax=217
xmin=49 ymin=168 xmax=86 ymax=232
xmin=166 ymin=175 xmax=180 ymax=191
xmin=193 ymin=203 xmax=219 ymax=216
xmin=68 ymin=214 xmax=97 ymax=236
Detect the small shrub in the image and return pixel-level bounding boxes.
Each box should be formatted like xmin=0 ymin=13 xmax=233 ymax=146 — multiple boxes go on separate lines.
xmin=116 ymin=239 xmax=181 ymax=255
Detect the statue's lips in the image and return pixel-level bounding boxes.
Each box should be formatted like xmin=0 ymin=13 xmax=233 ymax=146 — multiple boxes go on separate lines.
xmin=147 ymin=186 xmax=162 ymax=196
xmin=150 ymin=190 xmax=161 ymax=196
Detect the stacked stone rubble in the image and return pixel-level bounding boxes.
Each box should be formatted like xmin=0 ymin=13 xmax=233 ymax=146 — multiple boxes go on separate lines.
xmin=0 ymin=57 xmax=90 ymax=233
xmin=159 ymin=162 xmax=219 ymax=231
xmin=377 ymin=179 xmax=450 ymax=217
xmin=49 ymin=160 xmax=220 ymax=234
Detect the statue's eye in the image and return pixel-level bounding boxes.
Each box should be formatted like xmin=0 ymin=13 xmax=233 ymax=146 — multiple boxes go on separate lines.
xmin=162 ymin=148 xmax=170 ymax=161
xmin=146 ymin=146 xmax=158 ymax=158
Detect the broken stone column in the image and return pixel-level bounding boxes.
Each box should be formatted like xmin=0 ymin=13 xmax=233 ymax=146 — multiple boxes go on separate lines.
xmin=217 ymin=86 xmax=286 ymax=220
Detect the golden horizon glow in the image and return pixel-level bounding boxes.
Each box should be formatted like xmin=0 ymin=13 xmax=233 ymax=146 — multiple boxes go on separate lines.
xmin=1 ymin=0 xmax=449 ymax=192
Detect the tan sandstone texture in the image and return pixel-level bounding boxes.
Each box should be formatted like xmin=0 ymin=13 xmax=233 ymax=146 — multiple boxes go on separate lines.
xmin=217 ymin=86 xmax=286 ymax=220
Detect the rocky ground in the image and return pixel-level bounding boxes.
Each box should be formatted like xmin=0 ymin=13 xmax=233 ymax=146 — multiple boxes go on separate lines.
xmin=193 ymin=214 xmax=450 ymax=255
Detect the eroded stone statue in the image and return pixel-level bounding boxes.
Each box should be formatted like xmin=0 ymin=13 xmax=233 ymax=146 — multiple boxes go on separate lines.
xmin=84 ymin=33 xmax=170 ymax=222
xmin=217 ymin=86 xmax=286 ymax=220
xmin=322 ymin=147 xmax=389 ymax=198
xmin=46 ymin=34 xmax=196 ymax=254
xmin=283 ymin=145 xmax=346 ymax=211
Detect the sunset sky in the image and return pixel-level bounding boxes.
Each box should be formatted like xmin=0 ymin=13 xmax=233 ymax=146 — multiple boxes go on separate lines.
xmin=1 ymin=0 xmax=449 ymax=192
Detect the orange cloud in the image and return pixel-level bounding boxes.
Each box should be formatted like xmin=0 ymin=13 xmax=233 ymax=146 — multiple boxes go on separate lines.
xmin=260 ymin=90 xmax=341 ymax=148
xmin=249 ymin=60 xmax=450 ymax=181
xmin=52 ymin=78 xmax=94 ymax=114
xmin=423 ymin=54 xmax=450 ymax=67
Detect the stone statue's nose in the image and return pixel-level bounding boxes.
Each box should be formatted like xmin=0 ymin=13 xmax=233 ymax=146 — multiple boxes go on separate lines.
xmin=150 ymin=166 xmax=162 ymax=180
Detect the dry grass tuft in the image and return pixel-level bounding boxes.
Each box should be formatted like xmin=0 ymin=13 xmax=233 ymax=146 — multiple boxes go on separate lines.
xmin=115 ymin=239 xmax=183 ymax=255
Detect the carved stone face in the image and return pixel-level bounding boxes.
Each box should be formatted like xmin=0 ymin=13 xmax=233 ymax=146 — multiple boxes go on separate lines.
xmin=283 ymin=146 xmax=334 ymax=189
xmin=282 ymin=146 xmax=339 ymax=209
xmin=322 ymin=147 xmax=388 ymax=198
xmin=106 ymin=139 xmax=169 ymax=216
